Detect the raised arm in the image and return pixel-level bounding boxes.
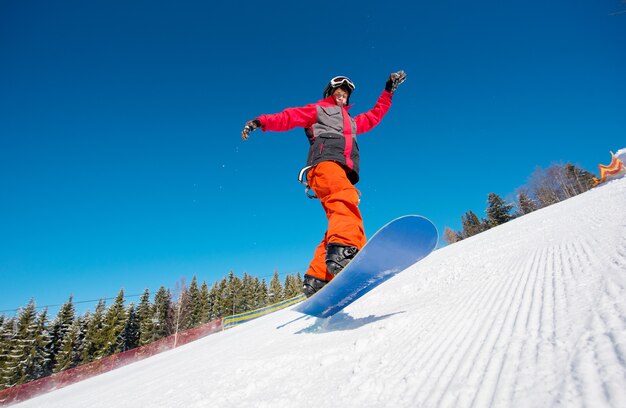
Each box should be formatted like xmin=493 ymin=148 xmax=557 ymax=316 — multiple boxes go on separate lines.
xmin=354 ymin=70 xmax=406 ymax=134
xmin=242 ymin=104 xmax=318 ymax=141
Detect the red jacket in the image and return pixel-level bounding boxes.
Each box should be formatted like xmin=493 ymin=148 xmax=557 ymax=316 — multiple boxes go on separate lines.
xmin=257 ymin=90 xmax=393 ymax=184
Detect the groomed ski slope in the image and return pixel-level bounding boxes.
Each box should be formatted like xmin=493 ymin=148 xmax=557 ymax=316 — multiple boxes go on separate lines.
xmin=17 ymin=178 xmax=626 ymax=408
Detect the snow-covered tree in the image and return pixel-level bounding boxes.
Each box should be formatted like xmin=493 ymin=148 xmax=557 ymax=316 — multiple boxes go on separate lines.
xmin=136 ymin=289 xmax=155 ymax=346
xmin=54 ymin=316 xmax=86 ymax=372
xmin=516 ymin=190 xmax=538 ymax=216
xmin=199 ymin=281 xmax=211 ymax=324
xmin=119 ymin=304 xmax=140 ymax=352
xmin=81 ymin=299 xmax=106 ymax=363
xmin=153 ymin=286 xmax=173 ymax=340
xmin=211 ymin=279 xmax=227 ymax=319
xmin=486 ymin=192 xmax=514 ymax=228
xmin=0 ymin=316 xmax=17 ymax=389
xmin=187 ymin=276 xmax=202 ymax=329
xmin=228 ymin=271 xmax=243 ymax=315
xmin=269 ymin=271 xmax=284 ymax=303
xmin=30 ymin=308 xmax=51 ymax=381
xmin=101 ymin=290 xmax=128 ymax=356
xmin=46 ymin=296 xmax=75 ymax=374
xmin=284 ymin=274 xmax=302 ymax=299
xmin=239 ymin=273 xmax=255 ymax=313
xmin=256 ymin=278 xmax=269 ymax=309
xmin=207 ymin=282 xmax=219 ymax=321
xmin=4 ymin=301 xmax=50 ymax=386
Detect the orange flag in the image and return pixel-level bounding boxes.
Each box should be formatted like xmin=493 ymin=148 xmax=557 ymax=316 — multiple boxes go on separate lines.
xmin=593 ymin=152 xmax=625 ymax=186
xmin=598 ymin=152 xmax=625 ymax=179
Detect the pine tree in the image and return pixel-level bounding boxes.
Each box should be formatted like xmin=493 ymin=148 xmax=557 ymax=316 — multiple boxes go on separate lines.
xmin=119 ymin=304 xmax=140 ymax=352
xmin=46 ymin=296 xmax=75 ymax=374
xmin=75 ymin=316 xmax=88 ymax=363
xmin=4 ymin=300 xmax=49 ymax=387
xmin=54 ymin=317 xmax=84 ymax=372
xmin=226 ymin=271 xmax=243 ymax=316
xmin=486 ymin=192 xmax=514 ymax=228
xmin=211 ymin=279 xmax=227 ymax=319
xmin=5 ymin=300 xmax=36 ymax=387
xmin=136 ymin=289 xmax=155 ymax=346
xmin=247 ymin=277 xmax=262 ymax=310
xmin=295 ymin=272 xmax=303 ymax=294
xmin=101 ymin=290 xmax=127 ymax=356
xmin=257 ymin=278 xmax=269 ymax=308
xmin=460 ymin=210 xmax=486 ymax=239
xmin=187 ymin=276 xmax=202 ymax=329
xmin=199 ymin=281 xmax=211 ymax=323
xmin=153 ymin=286 xmax=173 ymax=340
xmin=0 ymin=316 xmax=17 ymax=389
xmin=239 ymin=273 xmax=255 ymax=312
xmin=269 ymin=271 xmax=284 ymax=303
xmin=564 ymin=163 xmax=595 ymax=194
xmin=207 ymin=282 xmax=220 ymax=321
xmin=81 ymin=299 xmax=106 ymax=363
xmin=516 ymin=190 xmax=538 ymax=216
xmin=283 ymin=275 xmax=293 ymax=299
xmin=30 ymin=308 xmax=51 ymax=381
xmin=283 ymin=274 xmax=302 ymax=299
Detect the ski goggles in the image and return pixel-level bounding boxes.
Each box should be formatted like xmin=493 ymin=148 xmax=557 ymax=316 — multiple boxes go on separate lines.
xmin=329 ymin=76 xmax=355 ymax=91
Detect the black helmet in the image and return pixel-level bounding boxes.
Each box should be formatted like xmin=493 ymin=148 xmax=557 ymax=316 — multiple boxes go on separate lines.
xmin=323 ymin=76 xmax=356 ymax=99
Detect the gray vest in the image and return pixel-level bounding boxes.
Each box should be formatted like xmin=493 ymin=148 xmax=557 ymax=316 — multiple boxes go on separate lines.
xmin=305 ymin=104 xmax=360 ymax=184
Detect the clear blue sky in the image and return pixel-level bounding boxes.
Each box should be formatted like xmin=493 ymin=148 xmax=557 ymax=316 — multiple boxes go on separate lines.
xmin=1 ymin=0 xmax=625 ymax=316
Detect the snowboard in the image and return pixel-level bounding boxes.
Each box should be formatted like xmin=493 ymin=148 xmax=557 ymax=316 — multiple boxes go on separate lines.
xmin=295 ymin=215 xmax=438 ymax=318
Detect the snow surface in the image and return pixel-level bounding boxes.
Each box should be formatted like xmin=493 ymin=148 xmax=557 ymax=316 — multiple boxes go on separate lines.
xmin=16 ymin=178 xmax=626 ymax=408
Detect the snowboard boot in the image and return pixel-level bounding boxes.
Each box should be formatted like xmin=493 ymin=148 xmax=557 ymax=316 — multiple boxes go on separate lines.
xmin=303 ymin=274 xmax=329 ymax=298
xmin=325 ymin=243 xmax=359 ymax=276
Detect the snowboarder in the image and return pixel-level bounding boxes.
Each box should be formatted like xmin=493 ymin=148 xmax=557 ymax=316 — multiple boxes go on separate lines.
xmin=241 ymin=71 xmax=407 ymax=297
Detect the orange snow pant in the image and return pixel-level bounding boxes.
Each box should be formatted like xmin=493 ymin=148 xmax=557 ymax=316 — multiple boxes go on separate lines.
xmin=305 ymin=161 xmax=367 ymax=282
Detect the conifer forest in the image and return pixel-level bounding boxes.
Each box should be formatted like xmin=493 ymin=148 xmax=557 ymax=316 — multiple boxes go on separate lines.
xmin=0 ymin=271 xmax=304 ymax=390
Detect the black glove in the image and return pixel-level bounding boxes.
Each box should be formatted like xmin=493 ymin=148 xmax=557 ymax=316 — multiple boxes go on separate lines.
xmin=385 ymin=70 xmax=407 ymax=93
xmin=241 ymin=119 xmax=261 ymax=141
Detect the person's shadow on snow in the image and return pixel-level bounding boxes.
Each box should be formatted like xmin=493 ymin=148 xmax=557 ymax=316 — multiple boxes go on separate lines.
xmin=294 ymin=311 xmax=405 ymax=334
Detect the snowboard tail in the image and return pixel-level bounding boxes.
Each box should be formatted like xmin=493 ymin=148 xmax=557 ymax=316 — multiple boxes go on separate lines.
xmin=295 ymin=215 xmax=438 ymax=318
